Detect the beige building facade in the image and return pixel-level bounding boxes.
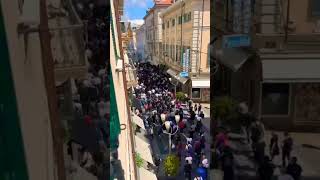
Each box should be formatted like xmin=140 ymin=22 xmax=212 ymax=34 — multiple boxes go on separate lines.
xmin=212 ymin=0 xmax=320 ymax=131
xmin=144 ymin=0 xmax=172 ymax=65
xmin=161 ymin=0 xmax=210 ymax=102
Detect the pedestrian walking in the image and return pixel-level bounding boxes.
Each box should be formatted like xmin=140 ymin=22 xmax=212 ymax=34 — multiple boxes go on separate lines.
xmin=221 ymin=146 xmax=234 ymax=180
xmin=286 ymin=157 xmax=302 ymax=180
xmin=282 ymin=132 xmax=293 ymax=167
xmin=184 ymin=163 xmax=192 ymax=180
xmin=255 ymin=140 xmax=266 ymax=165
xmin=194 ymin=104 xmax=198 ymax=112
xmin=185 ymin=154 xmax=193 ymax=165
xmin=258 ymin=156 xmax=275 ymax=180
xmin=270 ymin=132 xmax=280 ymax=161
xmin=201 ymin=155 xmax=209 ymax=168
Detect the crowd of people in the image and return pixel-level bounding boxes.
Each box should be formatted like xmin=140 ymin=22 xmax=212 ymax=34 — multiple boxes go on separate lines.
xmin=64 ymin=1 xmax=109 ymax=179
xmin=214 ymin=113 xmax=303 ymax=180
xmin=132 ymin=62 xmax=209 ymax=180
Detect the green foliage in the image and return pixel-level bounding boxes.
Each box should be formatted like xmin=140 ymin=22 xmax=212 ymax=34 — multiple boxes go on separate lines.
xmin=212 ymin=96 xmax=239 ymax=121
xmin=164 ymin=154 xmax=180 ymax=176
xmin=176 ymin=92 xmax=187 ymax=102
xmin=135 ymin=153 xmax=144 ymax=168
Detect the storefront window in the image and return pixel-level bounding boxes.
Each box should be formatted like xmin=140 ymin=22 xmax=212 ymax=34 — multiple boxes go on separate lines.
xmin=261 ymin=83 xmax=289 ymax=115
xmin=192 ymin=88 xmax=201 ymax=99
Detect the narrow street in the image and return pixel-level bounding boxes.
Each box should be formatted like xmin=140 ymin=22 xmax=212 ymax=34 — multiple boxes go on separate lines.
xmin=127 ymin=58 xmax=211 ymax=179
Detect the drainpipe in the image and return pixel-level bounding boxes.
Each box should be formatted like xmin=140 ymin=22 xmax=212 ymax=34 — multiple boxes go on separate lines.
xmin=284 ymin=0 xmax=290 ymax=44
xmin=198 ymin=0 xmax=205 ymax=76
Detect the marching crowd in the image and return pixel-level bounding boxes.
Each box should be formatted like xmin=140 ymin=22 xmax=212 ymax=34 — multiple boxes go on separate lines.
xmin=132 ymin=62 xmax=209 ymax=180
xmin=214 ymin=113 xmax=303 ymax=180
xmin=64 ymin=1 xmax=109 ymax=179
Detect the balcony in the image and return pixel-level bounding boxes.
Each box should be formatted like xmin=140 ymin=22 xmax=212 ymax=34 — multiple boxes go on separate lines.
xmin=49 ymin=0 xmax=87 ymax=83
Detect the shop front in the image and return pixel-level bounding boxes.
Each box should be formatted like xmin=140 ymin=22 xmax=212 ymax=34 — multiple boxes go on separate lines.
xmin=258 ymin=56 xmax=320 ymax=131
xmin=191 ymin=79 xmax=210 ymax=102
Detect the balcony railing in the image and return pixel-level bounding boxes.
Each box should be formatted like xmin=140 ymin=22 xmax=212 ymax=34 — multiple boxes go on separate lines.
xmin=52 ymin=0 xmax=85 ymax=69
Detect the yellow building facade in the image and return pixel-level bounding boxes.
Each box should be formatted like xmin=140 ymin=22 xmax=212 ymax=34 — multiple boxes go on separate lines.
xmin=161 ymin=0 xmax=210 ymax=102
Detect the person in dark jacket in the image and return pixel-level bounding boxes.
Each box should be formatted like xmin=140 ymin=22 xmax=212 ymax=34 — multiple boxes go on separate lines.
xmin=258 ymin=156 xmax=275 ymax=180
xmin=282 ymin=132 xmax=293 ymax=167
xmin=286 ymin=157 xmax=302 ymax=180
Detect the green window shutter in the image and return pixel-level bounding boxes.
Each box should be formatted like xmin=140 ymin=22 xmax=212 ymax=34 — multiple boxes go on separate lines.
xmin=109 ymin=72 xmax=121 ymax=151
xmin=0 ymin=4 xmax=29 ymax=180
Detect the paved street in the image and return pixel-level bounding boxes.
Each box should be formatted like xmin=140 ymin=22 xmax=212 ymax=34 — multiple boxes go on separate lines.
xmin=222 ymin=128 xmax=320 ymax=180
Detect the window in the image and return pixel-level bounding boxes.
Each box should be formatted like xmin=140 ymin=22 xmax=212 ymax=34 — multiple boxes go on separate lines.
xmin=310 ymin=0 xmax=320 ymax=17
xmin=162 ymin=23 xmax=165 ymax=29
xmin=172 ymin=19 xmax=175 ymax=26
xmin=261 ymin=83 xmax=290 ymax=115
xmin=183 ymin=12 xmax=192 ymax=22
xmin=18 ymin=0 xmax=24 ymax=14
xmin=178 ymin=16 xmax=182 ymax=24
xmin=192 ymin=88 xmax=201 ymax=99
xmin=188 ymin=12 xmax=192 ymax=21
xmin=167 ymin=21 xmax=169 ymax=28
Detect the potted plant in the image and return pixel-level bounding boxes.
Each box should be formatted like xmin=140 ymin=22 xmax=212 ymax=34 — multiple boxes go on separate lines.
xmin=164 ymin=154 xmax=180 ymax=177
xmin=135 ymin=153 xmax=144 ymax=168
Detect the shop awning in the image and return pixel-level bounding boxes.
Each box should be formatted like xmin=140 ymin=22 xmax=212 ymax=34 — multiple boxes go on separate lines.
xmin=192 ymin=79 xmax=210 ymax=88
xmin=166 ymin=69 xmax=189 ymax=84
xmin=131 ymin=114 xmax=146 ymax=130
xmin=134 ymin=135 xmax=154 ymax=165
xmin=215 ymin=48 xmax=251 ymax=72
xmin=138 ymin=167 xmax=157 ymax=180
xmin=166 ymin=69 xmax=177 ymax=77
xmin=262 ymin=59 xmax=320 ymax=83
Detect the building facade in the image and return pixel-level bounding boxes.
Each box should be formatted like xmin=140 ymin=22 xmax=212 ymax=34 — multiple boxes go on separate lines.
xmin=212 ymin=0 xmax=320 ymax=131
xmin=161 ymin=0 xmax=210 ymax=102
xmin=111 ymin=0 xmax=136 ymax=179
xmin=144 ymin=0 xmax=172 ymax=65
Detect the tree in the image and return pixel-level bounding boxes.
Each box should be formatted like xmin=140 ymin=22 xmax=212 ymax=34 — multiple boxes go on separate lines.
xmin=164 ymin=154 xmax=180 ymax=176
xmin=176 ymin=92 xmax=187 ymax=102
xmin=212 ymin=96 xmax=238 ymax=122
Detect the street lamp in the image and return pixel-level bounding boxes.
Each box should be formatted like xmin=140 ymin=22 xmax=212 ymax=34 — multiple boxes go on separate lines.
xmin=163 ymin=120 xmax=179 ymax=154
xmin=169 ymin=78 xmax=177 ymax=98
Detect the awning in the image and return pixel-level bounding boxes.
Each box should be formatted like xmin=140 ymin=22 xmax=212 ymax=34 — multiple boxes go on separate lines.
xmin=215 ymin=48 xmax=251 ymax=72
xmin=166 ymin=69 xmax=177 ymax=77
xmin=134 ymin=135 xmax=154 ymax=165
xmin=131 ymin=114 xmax=146 ymax=130
xmin=166 ymin=69 xmax=189 ymax=84
xmin=192 ymin=79 xmax=210 ymax=88
xmin=138 ymin=167 xmax=157 ymax=180
xmin=262 ymin=59 xmax=320 ymax=83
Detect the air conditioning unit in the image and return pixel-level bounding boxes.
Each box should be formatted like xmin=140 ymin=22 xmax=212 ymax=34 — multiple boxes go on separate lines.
xmin=115 ymin=59 xmax=124 ymax=72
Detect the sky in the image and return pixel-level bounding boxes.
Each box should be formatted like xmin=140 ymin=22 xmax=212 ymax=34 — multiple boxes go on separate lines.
xmin=123 ymin=0 xmax=154 ymax=25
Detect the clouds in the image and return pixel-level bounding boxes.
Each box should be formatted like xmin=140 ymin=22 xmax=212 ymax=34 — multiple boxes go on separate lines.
xmin=125 ymin=0 xmax=150 ymax=8
xmin=130 ymin=19 xmax=144 ymax=26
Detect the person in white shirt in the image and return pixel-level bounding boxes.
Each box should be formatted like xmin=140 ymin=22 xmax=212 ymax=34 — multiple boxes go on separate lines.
xmin=202 ymin=156 xmax=209 ymax=168
xmin=194 ymin=176 xmax=203 ymax=180
xmin=185 ymin=155 xmax=193 ymax=164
